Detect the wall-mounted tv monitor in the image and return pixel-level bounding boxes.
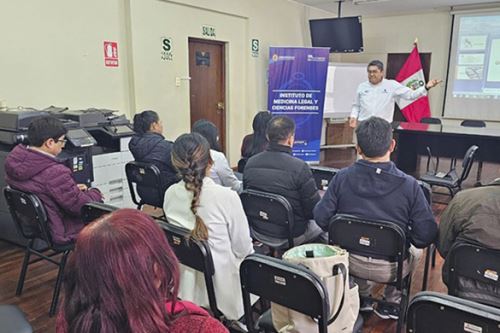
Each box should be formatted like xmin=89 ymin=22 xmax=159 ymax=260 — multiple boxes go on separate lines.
xmin=310 ymin=16 xmax=364 ymax=53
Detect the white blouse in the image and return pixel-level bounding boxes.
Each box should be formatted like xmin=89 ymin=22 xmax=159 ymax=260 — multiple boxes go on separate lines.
xmin=209 ymin=149 xmax=243 ymax=193
xmin=163 ymin=177 xmax=254 ymax=320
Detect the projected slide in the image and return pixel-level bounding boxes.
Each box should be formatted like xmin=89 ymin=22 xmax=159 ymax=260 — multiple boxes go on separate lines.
xmin=452 ymin=15 xmax=500 ymax=99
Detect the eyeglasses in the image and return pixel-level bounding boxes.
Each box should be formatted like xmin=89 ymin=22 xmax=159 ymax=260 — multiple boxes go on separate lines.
xmin=56 ymin=138 xmax=67 ymax=145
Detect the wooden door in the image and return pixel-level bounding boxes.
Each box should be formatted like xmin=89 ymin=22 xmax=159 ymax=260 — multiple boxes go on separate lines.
xmin=386 ymin=52 xmax=431 ymax=122
xmin=188 ymin=38 xmax=226 ymax=151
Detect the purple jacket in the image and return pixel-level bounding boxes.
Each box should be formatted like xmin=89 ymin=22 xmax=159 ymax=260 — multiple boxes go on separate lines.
xmin=4 ymin=145 xmax=103 ymax=245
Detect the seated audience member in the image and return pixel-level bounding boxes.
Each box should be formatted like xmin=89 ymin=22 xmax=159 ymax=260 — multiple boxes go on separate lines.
xmin=4 ymin=116 xmax=103 ymax=245
xmin=192 ymin=119 xmax=242 ymax=193
xmin=313 ymin=116 xmax=437 ymax=320
xmin=243 ymin=115 xmax=325 ymax=247
xmin=56 ymin=209 xmax=227 ymax=333
xmin=438 ymin=178 xmax=500 ymax=306
xmin=238 ymin=111 xmax=273 ymax=172
xmin=163 ymin=133 xmax=254 ymax=320
xmin=129 ymin=110 xmax=178 ymax=206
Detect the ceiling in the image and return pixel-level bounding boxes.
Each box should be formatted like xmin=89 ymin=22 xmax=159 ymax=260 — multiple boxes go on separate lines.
xmin=293 ymin=0 xmax=500 ymax=17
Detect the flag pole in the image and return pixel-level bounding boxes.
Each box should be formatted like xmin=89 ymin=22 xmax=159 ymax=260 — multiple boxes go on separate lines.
xmin=413 ymin=38 xmax=418 ymax=46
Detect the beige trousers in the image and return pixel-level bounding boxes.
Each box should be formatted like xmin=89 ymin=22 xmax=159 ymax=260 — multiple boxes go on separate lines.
xmin=349 ymin=246 xmax=422 ymax=303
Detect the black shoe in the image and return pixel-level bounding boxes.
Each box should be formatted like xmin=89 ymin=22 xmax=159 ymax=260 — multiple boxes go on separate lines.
xmin=359 ymin=298 xmax=375 ymax=312
xmin=374 ymin=303 xmax=399 ymax=320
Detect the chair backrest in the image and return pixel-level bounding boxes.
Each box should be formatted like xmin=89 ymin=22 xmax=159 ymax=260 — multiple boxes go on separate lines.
xmin=240 ymin=254 xmax=329 ymax=333
xmin=461 ymin=119 xmax=486 ymax=128
xmin=240 ymin=189 xmax=295 ymax=248
xmin=125 ymin=161 xmax=164 ymax=208
xmin=310 ymin=166 xmax=339 ymax=191
xmin=407 ymin=291 xmax=500 ymax=333
xmin=81 ymin=202 xmax=119 ymax=224
xmin=328 ymin=214 xmax=407 ymax=289
xmin=444 ymin=241 xmax=500 ymax=307
xmin=158 ymin=221 xmax=221 ymax=318
xmin=420 ymin=117 xmax=442 ymax=125
xmin=3 ymin=187 xmax=53 ymax=246
xmin=459 ymin=145 xmax=479 ymax=183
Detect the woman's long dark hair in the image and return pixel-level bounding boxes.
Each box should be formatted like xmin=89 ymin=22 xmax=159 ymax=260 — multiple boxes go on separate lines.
xmin=58 ymin=209 xmax=180 ymax=333
xmin=192 ymin=119 xmax=220 ymax=151
xmin=250 ymin=111 xmax=272 ymax=156
xmin=133 ymin=110 xmax=159 ymax=134
xmin=171 ymin=133 xmax=212 ymax=241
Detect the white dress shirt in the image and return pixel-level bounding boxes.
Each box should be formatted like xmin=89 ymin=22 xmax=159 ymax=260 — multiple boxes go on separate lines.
xmin=163 ymin=177 xmax=254 ymax=320
xmin=351 ymin=78 xmax=427 ymax=122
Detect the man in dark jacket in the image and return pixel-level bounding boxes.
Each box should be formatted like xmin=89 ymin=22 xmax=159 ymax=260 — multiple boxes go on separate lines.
xmin=438 ymin=178 xmax=500 ymax=307
xmin=129 ymin=111 xmax=178 ymax=207
xmin=314 ymin=116 xmax=437 ymax=320
xmin=5 ymin=116 xmax=103 ymax=245
xmin=243 ymin=115 xmax=324 ymax=248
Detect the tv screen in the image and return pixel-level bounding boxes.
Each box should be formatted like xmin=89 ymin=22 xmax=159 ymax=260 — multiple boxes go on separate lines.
xmin=310 ymin=16 xmax=364 ymax=53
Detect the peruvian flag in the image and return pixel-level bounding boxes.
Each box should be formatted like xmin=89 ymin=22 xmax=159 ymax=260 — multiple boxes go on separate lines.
xmin=395 ymin=44 xmax=431 ymax=123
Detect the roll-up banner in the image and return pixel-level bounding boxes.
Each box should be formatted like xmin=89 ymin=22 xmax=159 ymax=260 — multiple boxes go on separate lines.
xmin=267 ymin=47 xmax=330 ymax=163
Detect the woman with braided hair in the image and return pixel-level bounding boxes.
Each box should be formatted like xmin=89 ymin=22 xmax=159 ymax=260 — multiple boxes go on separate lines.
xmin=163 ymin=133 xmax=254 ymax=321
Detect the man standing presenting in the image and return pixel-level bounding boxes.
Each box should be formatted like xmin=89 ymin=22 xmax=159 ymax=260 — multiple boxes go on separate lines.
xmin=349 ymin=60 xmax=442 ymax=127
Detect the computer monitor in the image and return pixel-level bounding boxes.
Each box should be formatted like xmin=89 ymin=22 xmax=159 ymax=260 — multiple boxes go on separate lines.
xmin=310 ymin=16 xmax=364 ymax=53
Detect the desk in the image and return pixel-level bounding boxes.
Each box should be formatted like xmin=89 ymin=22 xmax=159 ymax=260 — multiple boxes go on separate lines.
xmin=393 ymin=122 xmax=500 ymax=174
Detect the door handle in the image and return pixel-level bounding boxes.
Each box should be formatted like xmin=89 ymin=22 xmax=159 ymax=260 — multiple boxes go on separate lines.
xmin=217 ymin=102 xmax=225 ymax=113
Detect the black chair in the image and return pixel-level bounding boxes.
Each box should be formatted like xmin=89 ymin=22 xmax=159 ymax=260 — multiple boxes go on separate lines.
xmin=328 ymin=214 xmax=410 ymax=333
xmin=407 ymin=291 xmax=500 ymax=333
xmin=81 ymin=202 xmax=118 ymax=223
xmin=419 ymin=118 xmax=442 ymax=170
xmin=3 ymin=187 xmax=73 ymax=317
xmin=125 ymin=161 xmax=164 ymax=210
xmin=420 ymin=117 xmax=442 ymax=125
xmin=444 ymin=241 xmax=500 ymax=308
xmin=310 ymin=166 xmax=339 ymax=191
xmin=240 ymin=189 xmax=295 ymax=252
xmin=0 ymin=304 xmax=32 ymax=333
xmin=461 ymin=120 xmax=486 ymax=185
xmin=158 ymin=221 xmax=224 ymax=321
xmin=240 ymin=253 xmax=363 ymax=333
xmin=420 ymin=145 xmax=478 ymax=198
xmin=417 ymin=181 xmax=436 ymax=292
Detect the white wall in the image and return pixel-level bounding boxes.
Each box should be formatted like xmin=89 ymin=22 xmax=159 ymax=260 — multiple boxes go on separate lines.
xmin=2 ymin=1 xmax=466 ymax=161
xmin=0 ymin=0 xmax=329 ymax=164
xmin=0 ymin=0 xmax=131 ymax=113
xmin=128 ymin=0 xmax=329 ymax=163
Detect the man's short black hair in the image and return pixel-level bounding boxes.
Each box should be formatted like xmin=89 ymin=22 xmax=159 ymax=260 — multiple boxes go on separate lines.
xmin=355 ymin=117 xmax=393 ymax=158
xmin=368 ymin=60 xmax=384 ymax=71
xmin=266 ymin=116 xmax=296 ymax=143
xmin=28 ymin=116 xmax=67 ymax=147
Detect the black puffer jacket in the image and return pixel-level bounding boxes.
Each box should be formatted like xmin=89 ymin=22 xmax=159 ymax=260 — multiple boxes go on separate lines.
xmin=129 ymin=132 xmax=178 ymax=204
xmin=243 ymin=143 xmax=320 ymax=237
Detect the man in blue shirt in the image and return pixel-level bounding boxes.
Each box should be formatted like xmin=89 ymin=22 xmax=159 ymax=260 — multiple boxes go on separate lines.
xmin=314 ymin=116 xmax=437 ymax=320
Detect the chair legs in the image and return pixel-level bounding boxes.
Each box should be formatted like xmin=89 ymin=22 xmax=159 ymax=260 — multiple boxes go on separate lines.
xmin=396 ymin=276 xmax=411 ymax=333
xmin=16 ymin=240 xmax=34 ymax=296
xmin=396 ymin=293 xmax=408 ymax=333
xmin=475 ymin=160 xmax=483 ymax=187
xmin=15 ymin=240 xmax=71 ymax=317
xmin=421 ymin=244 xmax=434 ymax=291
xmin=49 ymin=250 xmax=70 ymax=317
xmin=431 ymin=246 xmax=437 ymax=268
